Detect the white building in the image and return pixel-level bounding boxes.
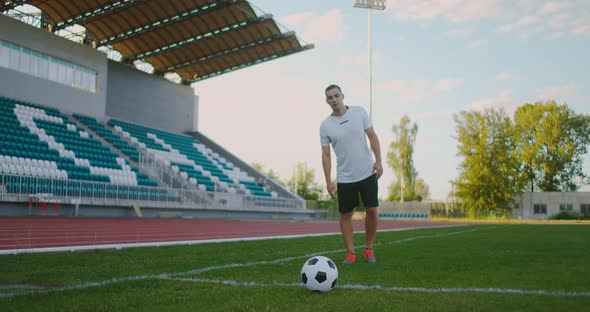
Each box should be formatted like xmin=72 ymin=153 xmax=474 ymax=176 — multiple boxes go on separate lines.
xmin=511 ymin=192 xmax=590 ymax=220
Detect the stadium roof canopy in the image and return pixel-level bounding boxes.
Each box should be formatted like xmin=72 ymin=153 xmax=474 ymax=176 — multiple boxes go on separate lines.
xmin=0 ymin=0 xmax=313 ymax=84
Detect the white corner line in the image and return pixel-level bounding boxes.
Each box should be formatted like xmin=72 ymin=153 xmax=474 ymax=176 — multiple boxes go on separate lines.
xmin=163 ymin=277 xmax=590 ymax=297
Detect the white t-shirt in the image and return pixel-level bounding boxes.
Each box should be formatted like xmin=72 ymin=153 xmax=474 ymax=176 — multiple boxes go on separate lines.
xmin=320 ymin=106 xmax=374 ymax=183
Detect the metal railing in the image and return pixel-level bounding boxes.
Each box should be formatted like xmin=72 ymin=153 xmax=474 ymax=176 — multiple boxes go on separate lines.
xmin=0 ymin=173 xmax=306 ymax=212
xmin=138 ymin=149 xmax=198 ymax=190
xmin=101 ymin=122 xmax=306 ymax=211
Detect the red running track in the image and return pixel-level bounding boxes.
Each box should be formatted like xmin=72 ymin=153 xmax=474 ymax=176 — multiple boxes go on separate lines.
xmin=0 ymin=218 xmax=463 ymax=251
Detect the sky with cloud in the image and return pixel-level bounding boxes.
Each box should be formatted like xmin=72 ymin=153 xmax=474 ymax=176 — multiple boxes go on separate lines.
xmin=194 ymin=0 xmax=590 ymax=200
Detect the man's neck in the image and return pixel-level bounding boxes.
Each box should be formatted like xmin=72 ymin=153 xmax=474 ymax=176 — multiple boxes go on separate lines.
xmin=332 ymin=105 xmax=348 ymax=117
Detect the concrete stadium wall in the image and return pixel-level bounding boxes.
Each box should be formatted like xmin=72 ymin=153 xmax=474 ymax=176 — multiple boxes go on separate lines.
xmin=378 ymin=201 xmax=430 ymax=218
xmin=0 ymin=15 xmax=198 ymax=130
xmin=0 ymin=202 xmax=315 ymax=220
xmin=106 ymin=61 xmax=198 ymax=133
xmin=0 ymin=14 xmax=108 ymax=117
xmin=512 ymin=192 xmax=590 ymax=220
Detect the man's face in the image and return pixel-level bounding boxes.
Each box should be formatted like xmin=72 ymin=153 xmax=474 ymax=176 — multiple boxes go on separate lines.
xmin=325 ymin=87 xmax=344 ymax=110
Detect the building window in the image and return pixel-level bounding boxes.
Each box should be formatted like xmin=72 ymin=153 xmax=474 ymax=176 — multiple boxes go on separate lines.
xmin=581 ymin=204 xmax=590 ymax=216
xmin=0 ymin=39 xmax=97 ymax=93
xmin=559 ymin=204 xmax=573 ymax=211
xmin=533 ymin=204 xmax=547 ymax=214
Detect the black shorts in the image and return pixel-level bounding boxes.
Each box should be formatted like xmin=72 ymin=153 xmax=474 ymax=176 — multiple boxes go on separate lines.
xmin=337 ymin=173 xmax=378 ymax=213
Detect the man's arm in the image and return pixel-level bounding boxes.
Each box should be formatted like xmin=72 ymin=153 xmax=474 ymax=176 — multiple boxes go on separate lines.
xmin=321 ymin=145 xmax=336 ymax=198
xmin=365 ymin=127 xmax=383 ymax=179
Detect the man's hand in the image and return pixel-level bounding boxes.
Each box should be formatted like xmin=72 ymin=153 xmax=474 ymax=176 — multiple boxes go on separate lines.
xmin=374 ymin=162 xmax=383 ymax=179
xmin=327 ymin=181 xmax=337 ymax=198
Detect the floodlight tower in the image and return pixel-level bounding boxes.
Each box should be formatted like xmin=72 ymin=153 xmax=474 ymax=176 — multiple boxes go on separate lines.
xmin=353 ymin=0 xmax=386 ymax=123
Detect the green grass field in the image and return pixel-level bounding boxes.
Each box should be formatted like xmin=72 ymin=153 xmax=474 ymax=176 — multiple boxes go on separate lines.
xmin=1 ymin=224 xmax=589 ymax=311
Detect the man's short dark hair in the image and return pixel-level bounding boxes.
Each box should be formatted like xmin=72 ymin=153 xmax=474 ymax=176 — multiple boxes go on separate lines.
xmin=325 ymin=84 xmax=342 ymax=94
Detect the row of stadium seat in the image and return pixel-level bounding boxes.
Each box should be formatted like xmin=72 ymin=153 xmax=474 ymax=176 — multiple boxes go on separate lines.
xmin=108 ymin=118 xmax=274 ymax=197
xmin=378 ymin=213 xmax=429 ymax=219
xmin=2 ymin=176 xmax=177 ymax=201
xmin=73 ymin=113 xmax=141 ymax=162
xmin=0 ymin=96 xmax=160 ymax=199
xmin=0 ymin=95 xmax=278 ymax=202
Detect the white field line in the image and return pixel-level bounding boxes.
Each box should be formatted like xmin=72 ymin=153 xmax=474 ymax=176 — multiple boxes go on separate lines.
xmin=0 ymin=226 xmax=479 ymax=299
xmin=7 ymin=226 xmax=586 ymax=299
xmin=167 ymin=227 xmax=484 ymax=277
xmin=165 ymin=277 xmax=590 ymax=298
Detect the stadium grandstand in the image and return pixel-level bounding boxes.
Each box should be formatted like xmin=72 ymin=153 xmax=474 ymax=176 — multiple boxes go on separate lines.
xmin=0 ymin=0 xmax=317 ymax=220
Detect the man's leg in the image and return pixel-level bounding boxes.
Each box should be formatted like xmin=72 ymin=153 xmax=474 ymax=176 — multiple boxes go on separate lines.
xmin=340 ymin=211 xmax=354 ymax=254
xmin=364 ymin=207 xmax=378 ymax=249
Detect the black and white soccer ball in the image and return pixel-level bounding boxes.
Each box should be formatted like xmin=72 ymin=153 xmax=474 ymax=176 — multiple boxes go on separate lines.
xmin=300 ymin=256 xmax=338 ymax=292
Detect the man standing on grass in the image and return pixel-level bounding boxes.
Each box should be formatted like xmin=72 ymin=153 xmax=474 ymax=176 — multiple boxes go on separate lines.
xmin=320 ymin=84 xmax=383 ymax=264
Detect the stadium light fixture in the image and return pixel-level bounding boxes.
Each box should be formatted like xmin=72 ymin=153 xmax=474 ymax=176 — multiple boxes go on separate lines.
xmin=353 ymin=0 xmax=386 ymax=123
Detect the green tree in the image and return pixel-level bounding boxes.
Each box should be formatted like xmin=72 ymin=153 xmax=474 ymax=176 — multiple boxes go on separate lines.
xmin=414 ymin=178 xmax=430 ymax=202
xmin=386 ymin=116 xmax=429 ymax=201
xmin=386 ymin=177 xmax=430 ymax=202
xmin=453 ymin=108 xmax=519 ymax=217
xmin=251 ymin=162 xmax=285 ymax=186
xmin=287 ymin=162 xmax=323 ymax=200
xmin=513 ymin=101 xmax=590 ymax=192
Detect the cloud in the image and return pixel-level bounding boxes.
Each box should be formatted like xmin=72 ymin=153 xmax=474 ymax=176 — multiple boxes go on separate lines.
xmin=337 ymin=54 xmax=367 ymax=66
xmin=413 ymin=110 xmax=455 ymax=120
xmin=497 ymin=24 xmax=513 ymax=33
xmin=518 ymin=15 xmax=540 ymax=26
xmin=494 ymin=72 xmax=519 ymax=82
xmin=547 ymin=13 xmax=570 ymax=30
xmin=443 ymin=28 xmax=474 ymax=38
xmin=447 ymin=0 xmax=511 ymax=23
xmin=280 ymin=12 xmax=314 ymax=26
xmin=469 ymin=39 xmax=488 ymax=48
xmin=550 ymin=12 xmax=570 ymax=27
xmin=388 ymin=0 xmax=590 ymax=39
xmin=534 ymin=84 xmax=581 ymax=101
xmin=376 ymin=80 xmax=429 ymax=102
xmin=572 ymin=24 xmax=590 ymax=36
xmin=434 ymin=78 xmax=465 ymax=92
xmin=484 ymin=71 xmax=522 ymax=87
xmin=497 ymin=15 xmax=539 ymax=34
xmin=387 ymin=0 xmax=508 ymax=23
xmin=279 ymin=9 xmax=344 ymax=43
xmin=387 ymin=0 xmax=463 ymax=22
xmin=568 ymin=11 xmax=590 ymax=37
xmin=530 ymin=84 xmax=588 ymax=112
xmin=497 ymin=2 xmax=590 ymax=39
xmin=545 ymin=31 xmax=565 ymax=40
xmin=376 ymin=77 xmax=464 ymax=102
xmin=337 ymin=52 xmax=383 ymax=66
xmin=470 ymin=89 xmax=516 ymax=111
xmin=541 ymin=1 xmax=575 ymax=15
xmin=470 ymin=84 xmax=586 ymax=115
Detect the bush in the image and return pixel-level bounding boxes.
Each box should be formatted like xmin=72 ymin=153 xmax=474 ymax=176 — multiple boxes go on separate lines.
xmin=549 ymin=210 xmax=581 ymax=220
xmin=430 ymin=207 xmax=467 ymax=218
xmin=481 ymin=209 xmax=511 ymax=219
xmin=306 ymin=200 xmax=339 ymax=219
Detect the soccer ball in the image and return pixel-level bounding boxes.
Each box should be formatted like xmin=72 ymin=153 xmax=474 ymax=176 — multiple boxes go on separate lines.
xmin=300 ymin=256 xmax=338 ymax=292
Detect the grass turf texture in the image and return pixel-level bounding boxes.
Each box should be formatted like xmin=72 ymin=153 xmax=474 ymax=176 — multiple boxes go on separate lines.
xmin=1 ymin=224 xmax=589 ymax=311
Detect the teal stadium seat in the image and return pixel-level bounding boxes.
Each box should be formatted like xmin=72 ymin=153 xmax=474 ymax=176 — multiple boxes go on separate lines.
xmin=1 ymin=96 xmax=278 ymax=203
xmin=0 ymin=96 xmax=164 ymax=200
xmin=108 ymin=118 xmax=273 ymax=197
